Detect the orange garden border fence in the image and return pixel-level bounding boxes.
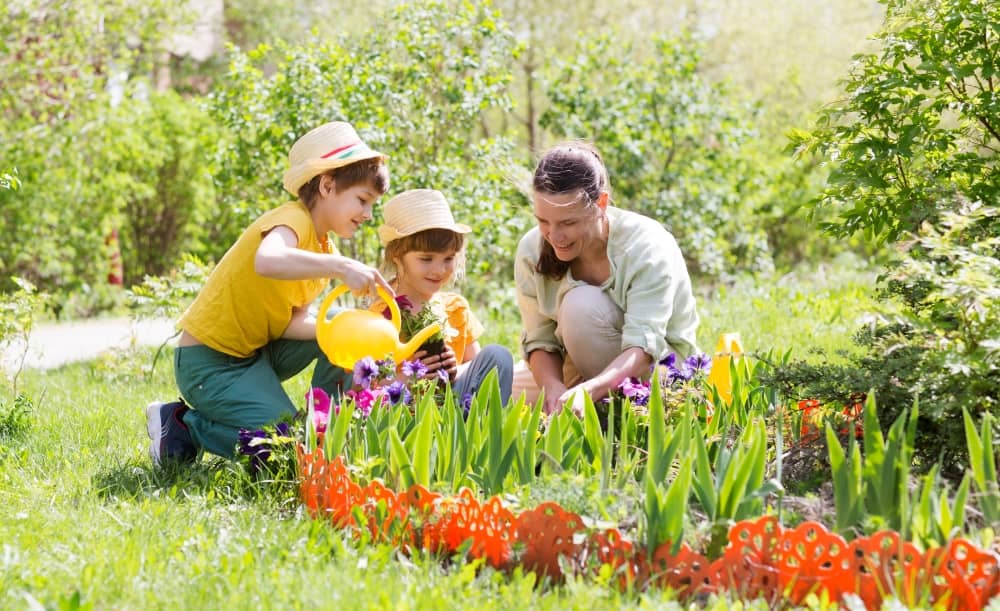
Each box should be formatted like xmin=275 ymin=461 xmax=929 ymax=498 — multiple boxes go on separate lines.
xmin=298 ymin=447 xmax=1000 ymax=609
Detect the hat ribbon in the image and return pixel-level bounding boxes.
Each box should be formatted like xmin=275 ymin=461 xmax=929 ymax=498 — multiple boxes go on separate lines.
xmin=321 ymin=141 xmax=364 ymax=160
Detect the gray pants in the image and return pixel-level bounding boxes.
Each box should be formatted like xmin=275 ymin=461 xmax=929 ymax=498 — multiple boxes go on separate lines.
xmin=452 ymin=343 xmax=514 ymax=407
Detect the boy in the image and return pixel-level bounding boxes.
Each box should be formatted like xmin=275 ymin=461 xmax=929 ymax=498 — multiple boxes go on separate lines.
xmin=146 ymin=121 xmax=393 ymax=465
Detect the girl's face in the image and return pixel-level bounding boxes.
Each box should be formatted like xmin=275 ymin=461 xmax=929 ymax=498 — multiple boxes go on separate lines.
xmin=311 ymin=175 xmax=379 ymax=239
xmin=394 ymin=250 xmax=458 ymax=302
xmin=532 ymin=190 xmax=607 ymax=262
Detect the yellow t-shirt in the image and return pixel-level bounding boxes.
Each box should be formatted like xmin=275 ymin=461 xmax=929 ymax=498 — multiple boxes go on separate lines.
xmin=179 ymin=201 xmax=333 ymax=358
xmin=371 ymin=292 xmax=484 ymax=364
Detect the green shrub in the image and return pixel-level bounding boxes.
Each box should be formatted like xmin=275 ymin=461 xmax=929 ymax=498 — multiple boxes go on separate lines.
xmin=114 ymin=91 xmax=220 ymax=284
xmin=540 ymin=34 xmax=778 ymax=279
xmin=0 ymin=277 xmax=48 ymax=394
xmin=0 ymin=393 xmax=33 ymax=442
xmin=206 ymin=1 xmax=528 ymax=303
xmin=767 ymin=206 xmax=1000 ymax=476
xmin=0 ymin=2 xmax=203 ymax=313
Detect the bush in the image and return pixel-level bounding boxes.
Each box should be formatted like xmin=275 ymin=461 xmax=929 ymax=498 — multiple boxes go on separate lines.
xmin=793 ymin=0 xmax=1000 ymax=243
xmin=0 ymin=1 xmax=204 ymax=313
xmin=767 ymin=205 xmax=1000 ymax=476
xmin=540 ymin=34 xmax=779 ymax=279
xmin=206 ymin=1 xmax=529 ymax=303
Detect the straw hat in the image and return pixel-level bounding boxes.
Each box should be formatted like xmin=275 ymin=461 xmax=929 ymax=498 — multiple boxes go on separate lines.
xmin=282 ymin=121 xmax=386 ymax=195
xmin=377 ymin=189 xmax=471 ymax=245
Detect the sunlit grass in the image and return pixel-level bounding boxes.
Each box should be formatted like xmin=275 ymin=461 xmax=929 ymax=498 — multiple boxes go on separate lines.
xmin=0 ymin=257 xmax=882 ymax=608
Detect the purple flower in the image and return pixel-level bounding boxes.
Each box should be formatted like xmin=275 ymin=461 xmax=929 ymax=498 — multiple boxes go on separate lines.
xmin=353 ymin=356 xmax=379 ymax=389
xmin=685 ymin=353 xmax=712 ymax=373
xmin=659 ymin=352 xmax=677 ymax=367
xmin=617 ymin=377 xmax=651 ymax=406
xmin=401 ymin=359 xmax=427 ymax=379
xmin=237 ymin=428 xmax=272 ymax=472
xmin=461 ymin=392 xmax=473 ymax=417
xmin=666 ymin=362 xmax=693 ymax=384
xmin=385 ymin=380 xmax=411 ymax=406
xmin=436 ymin=368 xmax=450 ymax=385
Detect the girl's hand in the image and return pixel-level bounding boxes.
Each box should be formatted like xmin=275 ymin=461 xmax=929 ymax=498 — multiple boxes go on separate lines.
xmin=420 ymin=346 xmax=458 ymax=382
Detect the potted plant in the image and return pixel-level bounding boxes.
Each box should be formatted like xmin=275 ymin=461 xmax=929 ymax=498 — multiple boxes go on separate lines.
xmin=385 ymin=295 xmax=454 ymax=359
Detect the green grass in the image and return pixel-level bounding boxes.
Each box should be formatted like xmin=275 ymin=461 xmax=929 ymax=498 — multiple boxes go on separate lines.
xmin=0 ymin=258 xmax=880 ymax=609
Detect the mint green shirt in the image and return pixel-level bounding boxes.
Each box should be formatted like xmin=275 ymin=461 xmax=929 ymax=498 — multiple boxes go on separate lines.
xmin=514 ymin=206 xmax=699 ymax=361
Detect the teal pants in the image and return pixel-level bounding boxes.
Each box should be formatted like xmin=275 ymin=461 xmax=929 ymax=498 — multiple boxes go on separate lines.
xmin=174 ymin=339 xmax=350 ymax=458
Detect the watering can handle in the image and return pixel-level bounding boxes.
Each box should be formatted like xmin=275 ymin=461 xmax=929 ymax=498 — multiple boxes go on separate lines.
xmin=315 ymin=284 xmax=401 ymax=335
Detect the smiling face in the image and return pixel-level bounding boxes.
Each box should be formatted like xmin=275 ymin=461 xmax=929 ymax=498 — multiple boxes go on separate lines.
xmin=532 ymin=190 xmax=607 ymax=262
xmin=310 ymin=174 xmax=379 ymax=239
xmin=394 ymin=250 xmax=458 ymax=302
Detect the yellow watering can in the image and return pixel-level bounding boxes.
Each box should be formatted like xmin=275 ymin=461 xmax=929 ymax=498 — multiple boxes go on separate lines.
xmin=316 ymin=284 xmax=442 ymax=370
xmin=707 ymin=332 xmax=744 ymax=405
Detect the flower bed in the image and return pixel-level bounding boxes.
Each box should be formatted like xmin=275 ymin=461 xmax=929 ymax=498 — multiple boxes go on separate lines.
xmin=298 ymin=448 xmax=1000 ymax=609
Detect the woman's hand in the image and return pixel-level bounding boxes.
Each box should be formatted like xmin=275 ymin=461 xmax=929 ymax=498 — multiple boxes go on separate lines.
xmin=558 ymin=384 xmax=589 ymax=418
xmin=541 ymin=381 xmax=568 ymax=416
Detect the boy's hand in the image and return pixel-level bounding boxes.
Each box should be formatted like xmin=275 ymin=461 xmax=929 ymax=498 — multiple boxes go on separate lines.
xmin=340 ymin=260 xmax=394 ymax=299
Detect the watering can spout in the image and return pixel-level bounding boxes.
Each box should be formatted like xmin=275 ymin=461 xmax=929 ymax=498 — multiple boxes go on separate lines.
xmin=397 ymin=322 xmax=443 ymax=362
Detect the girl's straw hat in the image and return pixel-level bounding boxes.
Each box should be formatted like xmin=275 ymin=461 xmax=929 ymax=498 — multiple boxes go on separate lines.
xmin=282 ymin=121 xmax=386 ymax=195
xmin=377 ymin=189 xmax=471 ymax=245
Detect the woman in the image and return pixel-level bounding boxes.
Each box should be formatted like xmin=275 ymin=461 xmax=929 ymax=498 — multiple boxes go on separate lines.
xmin=512 ymin=143 xmax=699 ymax=415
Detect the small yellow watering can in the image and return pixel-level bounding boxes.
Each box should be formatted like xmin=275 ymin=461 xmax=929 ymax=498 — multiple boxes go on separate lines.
xmin=707 ymin=332 xmax=744 ymax=405
xmin=316 ymin=284 xmax=442 ymax=370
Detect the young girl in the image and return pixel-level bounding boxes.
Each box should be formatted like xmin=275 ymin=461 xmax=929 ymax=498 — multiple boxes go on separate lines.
xmin=375 ymin=189 xmax=513 ymax=406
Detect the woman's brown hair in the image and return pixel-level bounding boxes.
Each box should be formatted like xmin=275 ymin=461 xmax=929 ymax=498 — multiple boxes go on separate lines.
xmin=532 ymin=143 xmax=610 ymax=279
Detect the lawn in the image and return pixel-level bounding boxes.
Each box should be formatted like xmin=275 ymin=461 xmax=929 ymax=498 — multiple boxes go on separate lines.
xmin=0 ymin=259 xmax=882 ymax=609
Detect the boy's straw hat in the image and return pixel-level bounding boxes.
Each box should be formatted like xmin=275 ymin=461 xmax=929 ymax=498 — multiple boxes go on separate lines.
xmin=282 ymin=121 xmax=386 ymax=195
xmin=377 ymin=189 xmax=471 ymax=245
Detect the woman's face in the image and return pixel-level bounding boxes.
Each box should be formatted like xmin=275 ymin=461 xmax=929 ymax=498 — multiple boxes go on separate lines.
xmin=532 ymin=190 xmax=606 ymax=262
xmin=394 ymin=250 xmax=458 ymax=302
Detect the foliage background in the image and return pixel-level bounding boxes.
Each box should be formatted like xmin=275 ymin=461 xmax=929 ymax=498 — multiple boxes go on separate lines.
xmin=1 ymin=0 xmax=885 ymax=314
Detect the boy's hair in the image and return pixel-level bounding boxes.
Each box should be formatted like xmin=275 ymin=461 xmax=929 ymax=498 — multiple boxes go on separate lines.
xmin=298 ymin=157 xmax=390 ymax=210
xmin=382 ymin=228 xmax=466 ymax=280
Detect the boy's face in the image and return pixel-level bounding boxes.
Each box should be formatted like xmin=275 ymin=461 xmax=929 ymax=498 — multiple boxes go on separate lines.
xmin=312 ymin=174 xmax=379 ymax=239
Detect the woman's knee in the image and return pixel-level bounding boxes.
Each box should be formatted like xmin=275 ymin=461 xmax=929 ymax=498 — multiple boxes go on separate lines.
xmin=558 ymin=285 xmax=621 ymax=331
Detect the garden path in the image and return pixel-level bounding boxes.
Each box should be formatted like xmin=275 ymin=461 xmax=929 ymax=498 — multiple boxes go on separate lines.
xmin=0 ymin=317 xmax=176 ymax=372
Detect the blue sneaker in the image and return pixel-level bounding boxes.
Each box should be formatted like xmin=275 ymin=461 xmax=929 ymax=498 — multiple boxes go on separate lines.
xmin=145 ymin=400 xmax=197 ymax=466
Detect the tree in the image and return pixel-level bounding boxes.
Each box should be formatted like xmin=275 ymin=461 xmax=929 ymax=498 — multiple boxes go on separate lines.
xmin=207 ymin=1 xmax=528 ymax=302
xmin=794 ymin=0 xmax=1000 ymax=243
xmin=0 ymin=1 xmax=199 ymax=313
